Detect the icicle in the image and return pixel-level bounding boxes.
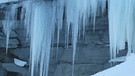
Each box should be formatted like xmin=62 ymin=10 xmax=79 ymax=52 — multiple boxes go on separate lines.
xmin=56 ymin=25 xmax=60 ymax=61
xmin=55 ymin=0 xmax=65 ymax=61
xmin=90 ymin=0 xmax=98 ymax=32
xmin=65 ymin=1 xmax=78 ymax=76
xmin=21 ymin=1 xmax=32 ymax=39
xmin=64 ymin=0 xmax=106 ymax=76
xmin=30 ymin=1 xmax=55 ymax=76
xmin=108 ymin=0 xmax=135 ymax=59
xmin=0 ymin=0 xmax=107 ymax=76
xmin=97 ymin=0 xmax=106 ymax=15
xmin=2 ymin=4 xmax=18 ymax=54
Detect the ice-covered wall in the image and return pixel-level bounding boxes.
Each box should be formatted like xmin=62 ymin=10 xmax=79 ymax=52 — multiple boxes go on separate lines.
xmin=0 ymin=0 xmax=107 ymax=76
xmin=2 ymin=0 xmax=135 ymax=76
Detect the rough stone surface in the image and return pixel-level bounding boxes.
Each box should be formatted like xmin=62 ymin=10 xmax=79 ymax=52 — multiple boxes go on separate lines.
xmin=60 ymin=46 xmax=109 ymax=64
xmin=0 ymin=25 xmax=2 ymax=28
xmin=0 ymin=32 xmax=5 ymax=39
xmin=0 ymin=39 xmax=19 ymax=48
xmin=0 ymin=51 xmax=14 ymax=63
xmin=0 ymin=66 xmax=7 ymax=76
xmin=10 ymin=31 xmax=17 ymax=38
xmin=0 ymin=21 xmax=2 ymax=27
xmin=10 ymin=48 xmax=30 ymax=62
xmin=15 ymin=28 xmax=30 ymax=47
xmin=7 ymin=71 xmax=22 ymax=76
xmin=54 ymin=64 xmax=72 ymax=76
xmin=53 ymin=28 xmax=110 ymax=76
xmin=2 ymin=63 xmax=28 ymax=76
xmin=54 ymin=63 xmax=104 ymax=76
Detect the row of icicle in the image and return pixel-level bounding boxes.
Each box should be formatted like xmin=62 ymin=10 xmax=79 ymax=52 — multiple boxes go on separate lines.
xmin=109 ymin=0 xmax=135 ymax=59
xmin=0 ymin=0 xmax=107 ymax=76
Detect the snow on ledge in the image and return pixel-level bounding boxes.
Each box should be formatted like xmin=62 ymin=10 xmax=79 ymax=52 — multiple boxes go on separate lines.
xmin=109 ymin=56 xmax=126 ymax=63
xmin=14 ymin=58 xmax=27 ymax=67
xmin=92 ymin=53 xmax=135 ymax=76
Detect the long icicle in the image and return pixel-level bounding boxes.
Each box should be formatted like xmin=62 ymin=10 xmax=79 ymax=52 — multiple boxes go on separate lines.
xmin=2 ymin=4 xmax=18 ymax=54
xmin=30 ymin=1 xmax=55 ymax=76
xmin=108 ymin=0 xmax=135 ymax=59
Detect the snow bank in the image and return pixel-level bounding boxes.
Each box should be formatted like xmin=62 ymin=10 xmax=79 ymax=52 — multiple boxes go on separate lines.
xmin=92 ymin=53 xmax=135 ymax=76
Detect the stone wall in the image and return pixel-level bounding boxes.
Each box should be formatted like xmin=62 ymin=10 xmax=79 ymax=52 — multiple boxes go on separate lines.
xmin=49 ymin=15 xmax=110 ymax=76
xmin=0 ymin=2 xmax=111 ymax=76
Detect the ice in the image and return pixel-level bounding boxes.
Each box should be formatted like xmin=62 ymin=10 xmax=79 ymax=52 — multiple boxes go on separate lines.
xmin=64 ymin=0 xmax=106 ymax=75
xmin=2 ymin=4 xmax=18 ymax=54
xmin=3 ymin=0 xmax=135 ymax=76
xmin=30 ymin=0 xmax=106 ymax=76
xmin=30 ymin=1 xmax=55 ymax=76
xmin=55 ymin=0 xmax=65 ymax=60
xmin=21 ymin=1 xmax=32 ymax=37
xmin=0 ymin=0 xmax=107 ymax=76
xmin=108 ymin=0 xmax=135 ymax=59
xmin=98 ymin=0 xmax=106 ymax=15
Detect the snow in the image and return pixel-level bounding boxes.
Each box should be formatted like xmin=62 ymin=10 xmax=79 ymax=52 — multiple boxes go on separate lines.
xmin=14 ymin=58 xmax=27 ymax=67
xmin=109 ymin=56 xmax=126 ymax=62
xmin=92 ymin=53 xmax=135 ymax=76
